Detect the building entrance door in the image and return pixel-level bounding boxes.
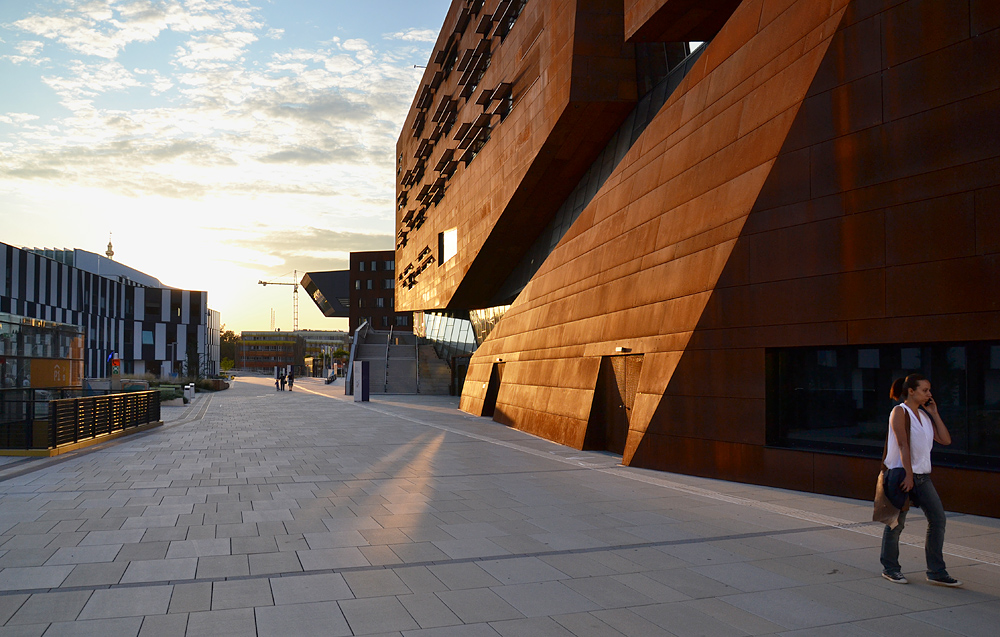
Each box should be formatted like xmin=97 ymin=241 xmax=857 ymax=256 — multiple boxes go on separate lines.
xmin=482 ymin=362 xmax=505 ymax=418
xmin=585 ymin=354 xmax=643 ymax=455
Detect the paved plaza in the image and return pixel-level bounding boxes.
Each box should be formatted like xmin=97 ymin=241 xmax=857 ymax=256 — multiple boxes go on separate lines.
xmin=0 ymin=376 xmax=998 ymax=636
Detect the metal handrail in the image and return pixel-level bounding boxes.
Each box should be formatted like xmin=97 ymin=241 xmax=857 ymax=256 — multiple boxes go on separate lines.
xmin=344 ymin=320 xmax=368 ymax=395
xmin=384 ymin=325 xmax=393 ymax=392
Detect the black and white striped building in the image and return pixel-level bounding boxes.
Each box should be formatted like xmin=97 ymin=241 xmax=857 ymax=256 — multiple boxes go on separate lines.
xmin=1 ymin=241 xmax=219 ymax=378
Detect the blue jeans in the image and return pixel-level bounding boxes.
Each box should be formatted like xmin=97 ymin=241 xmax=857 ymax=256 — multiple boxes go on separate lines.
xmin=880 ymin=474 xmax=949 ymax=578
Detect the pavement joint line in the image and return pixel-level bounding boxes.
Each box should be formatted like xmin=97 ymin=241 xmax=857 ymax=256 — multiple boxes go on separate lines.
xmin=311 ymin=390 xmax=1000 ymax=569
xmin=0 ymin=522 xmax=849 ymax=598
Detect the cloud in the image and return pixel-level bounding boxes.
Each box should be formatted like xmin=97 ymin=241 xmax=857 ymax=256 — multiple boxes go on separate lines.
xmin=0 ymin=113 xmax=40 ymax=125
xmin=9 ymin=0 xmax=265 ymax=59
xmin=0 ymin=0 xmax=438 ymax=217
xmin=219 ymin=226 xmax=393 ymax=274
xmin=384 ymin=28 xmax=438 ymax=43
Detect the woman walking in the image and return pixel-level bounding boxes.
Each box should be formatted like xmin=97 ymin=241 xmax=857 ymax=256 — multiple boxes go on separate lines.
xmin=880 ymin=373 xmax=961 ymax=587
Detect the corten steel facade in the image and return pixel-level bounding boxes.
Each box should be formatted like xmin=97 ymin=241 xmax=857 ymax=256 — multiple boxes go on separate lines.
xmin=397 ymin=0 xmax=1000 ymax=516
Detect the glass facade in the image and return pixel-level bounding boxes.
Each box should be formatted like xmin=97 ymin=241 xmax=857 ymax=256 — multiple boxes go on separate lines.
xmin=469 ymin=305 xmax=511 ymax=345
xmin=419 ymin=311 xmax=476 ymax=362
xmin=0 ymin=312 xmax=85 ymax=390
xmin=767 ymin=342 xmax=1000 ymax=470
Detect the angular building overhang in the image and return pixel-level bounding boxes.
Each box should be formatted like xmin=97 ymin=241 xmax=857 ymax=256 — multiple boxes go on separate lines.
xmin=624 ymin=0 xmax=741 ymax=43
xmin=395 ymin=0 xmax=638 ymax=313
xmin=301 ymin=271 xmax=350 ymax=318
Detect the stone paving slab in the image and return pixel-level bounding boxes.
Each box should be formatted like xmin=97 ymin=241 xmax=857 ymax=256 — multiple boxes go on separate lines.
xmin=0 ymin=375 xmax=997 ymax=636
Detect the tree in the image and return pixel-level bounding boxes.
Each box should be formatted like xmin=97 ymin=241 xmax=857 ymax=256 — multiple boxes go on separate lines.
xmin=220 ymin=325 xmax=239 ymax=363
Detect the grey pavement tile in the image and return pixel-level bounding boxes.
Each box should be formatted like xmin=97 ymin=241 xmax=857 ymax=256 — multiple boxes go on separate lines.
xmin=436 ymin=588 xmax=523 ymax=623
xmin=114 ymin=543 xmax=169 ymax=562
xmin=344 ymin=569 xmax=412 ymax=598
xmin=79 ymin=530 xmax=146 ymax=546
xmin=137 ymin=613 xmax=189 ymax=637
xmin=0 ymin=623 xmax=48 ymax=637
xmin=138 ymin=527 xmax=188 ymax=542
xmin=397 ymin=592 xmax=462 ymax=629
xmin=256 ymin=601 xmax=352 ymax=637
xmin=0 ymin=565 xmax=74 ymax=591
xmin=431 ymin=538 xmax=509 ymax=560
xmin=296 ymin=547 xmax=370 ymax=570
xmin=231 ymin=535 xmax=278 ymax=554
xmin=0 ymin=594 xmax=28 ymax=625
xmin=168 ymin=582 xmax=212 ymax=614
xmin=491 ymin=581 xmax=601 ymax=618
xmin=302 ymin=530 xmax=369 ymax=549
xmin=195 ymin=554 xmax=248 ymax=578
xmin=45 ymin=544 xmax=122 ymax=565
xmin=774 ymin=625 xmax=881 ymax=637
xmin=120 ymin=558 xmax=197 ymax=584
xmin=562 ymin=575 xmax=659 ymax=609
xmin=61 ymin=562 xmax=128 ymax=587
xmin=270 ymin=572 xmax=354 ymax=605
xmin=185 ymin=608 xmax=256 ymax=637
xmin=905 ymin=602 xmax=1000 ymax=637
xmin=78 ymin=585 xmax=172 ymax=620
xmin=42 ymin=617 xmax=143 ymax=637
xmin=642 ymin=567 xmax=740 ymax=599
xmin=552 ymin=611 xmax=627 ymax=637
xmin=394 ymin=566 xmax=449 ymax=594
xmin=360 ymin=544 xmax=406 ymax=566
xmin=211 ymin=578 xmax=273 ymax=610
xmin=7 ymin=590 xmax=92 ymax=625
xmin=479 ymin=557 xmax=569 ymax=585
xmin=249 ymin=551 xmax=302 ymax=576
xmin=720 ymin=588 xmax=869 ymax=631
xmin=588 ymin=609 xmax=677 ymax=637
xmin=428 ymin=563 xmax=502 ymax=590
xmin=681 ymin=597 xmax=786 ymax=635
xmin=690 ymin=562 xmax=801 ymax=592
xmin=854 ymin=614 xmax=965 ymax=637
xmin=0 ymin=549 xmax=56 ymax=569
xmin=389 ymin=542 xmax=450 ymax=563
xmin=184 ymin=525 xmax=216 ymax=540
xmin=121 ymin=516 xmax=178 ymax=530
xmin=339 ymin=596 xmax=420 ymax=634
xmin=165 ymin=538 xmax=230 ymax=558
xmin=400 ymin=624 xmax=501 ymax=636
xmin=490 ymin=616 xmax=576 ymax=637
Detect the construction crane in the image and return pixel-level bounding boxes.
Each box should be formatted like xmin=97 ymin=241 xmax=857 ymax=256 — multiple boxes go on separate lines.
xmin=258 ymin=270 xmax=299 ymax=332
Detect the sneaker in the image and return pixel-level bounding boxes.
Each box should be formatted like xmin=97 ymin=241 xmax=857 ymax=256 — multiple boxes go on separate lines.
xmin=927 ymin=575 xmax=963 ymax=587
xmin=882 ymin=571 xmax=908 ymax=584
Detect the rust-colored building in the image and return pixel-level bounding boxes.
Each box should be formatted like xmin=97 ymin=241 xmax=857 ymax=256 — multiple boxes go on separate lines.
xmin=397 ymin=0 xmax=1000 ymax=516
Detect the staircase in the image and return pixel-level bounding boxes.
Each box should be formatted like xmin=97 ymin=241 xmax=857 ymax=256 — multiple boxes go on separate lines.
xmin=346 ymin=324 xmax=453 ymax=395
xmin=418 ymin=345 xmax=452 ymax=395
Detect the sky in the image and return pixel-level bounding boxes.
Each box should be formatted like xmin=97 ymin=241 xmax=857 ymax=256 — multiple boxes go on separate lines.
xmin=0 ymin=0 xmax=452 ymax=333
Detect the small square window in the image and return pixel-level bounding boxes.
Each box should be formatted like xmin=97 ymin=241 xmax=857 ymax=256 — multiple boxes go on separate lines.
xmin=358 ymin=262 xmax=365 ymax=272
xmin=354 ymin=280 xmax=360 ymax=290
xmin=371 ymin=260 xmax=377 ymax=271
xmin=367 ymin=280 xmax=373 ymax=290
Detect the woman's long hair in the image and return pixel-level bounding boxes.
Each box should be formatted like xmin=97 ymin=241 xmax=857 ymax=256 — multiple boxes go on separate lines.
xmin=890 ymin=373 xmax=927 ymax=401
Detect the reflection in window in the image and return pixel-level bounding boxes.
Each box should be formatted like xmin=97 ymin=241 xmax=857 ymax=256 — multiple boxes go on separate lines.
xmin=768 ymin=342 xmax=1000 ymax=470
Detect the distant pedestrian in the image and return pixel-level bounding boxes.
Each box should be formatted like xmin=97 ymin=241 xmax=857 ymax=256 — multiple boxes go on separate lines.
xmin=287 ymin=371 xmax=294 ymax=391
xmin=879 ymin=374 xmax=961 ymax=587
xmin=279 ymin=374 xmax=286 ymax=391
xmin=275 ymin=376 xmax=280 ymax=391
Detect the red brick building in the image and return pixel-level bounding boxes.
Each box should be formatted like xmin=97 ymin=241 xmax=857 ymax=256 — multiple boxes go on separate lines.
xmin=397 ymin=0 xmax=1000 ymax=516
xmin=350 ymin=250 xmax=412 ymax=333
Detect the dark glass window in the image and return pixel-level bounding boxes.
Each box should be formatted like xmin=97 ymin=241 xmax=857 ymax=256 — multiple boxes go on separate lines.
xmin=767 ymin=342 xmax=1000 ymax=470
